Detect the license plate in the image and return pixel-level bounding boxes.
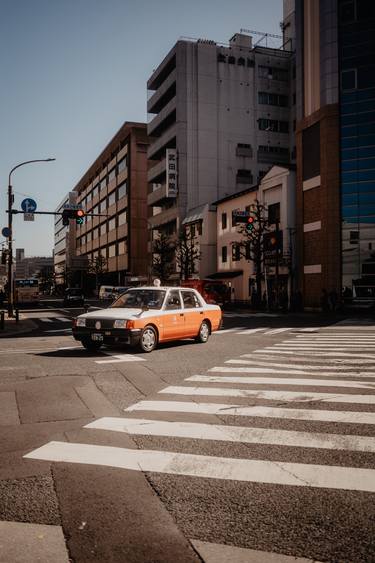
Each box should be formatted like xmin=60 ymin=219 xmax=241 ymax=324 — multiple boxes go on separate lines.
xmin=91 ymin=333 xmax=104 ymax=342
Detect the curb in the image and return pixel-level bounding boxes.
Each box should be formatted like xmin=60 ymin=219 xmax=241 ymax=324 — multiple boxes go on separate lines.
xmin=0 ymin=320 xmax=38 ymax=338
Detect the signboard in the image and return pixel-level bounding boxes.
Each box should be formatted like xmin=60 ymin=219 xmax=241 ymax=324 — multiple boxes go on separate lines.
xmin=63 ymin=203 xmax=83 ymax=210
xmin=24 ymin=213 xmax=35 ymax=221
xmin=1 ymin=227 xmax=11 ymax=238
xmin=21 ymin=198 xmax=37 ymax=213
xmin=166 ymin=149 xmax=178 ymax=197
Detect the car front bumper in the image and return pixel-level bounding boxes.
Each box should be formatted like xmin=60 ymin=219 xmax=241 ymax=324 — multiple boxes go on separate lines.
xmin=72 ymin=327 xmax=142 ymax=346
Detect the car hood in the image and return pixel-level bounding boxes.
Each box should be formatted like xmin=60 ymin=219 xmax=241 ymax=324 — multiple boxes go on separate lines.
xmin=78 ymin=307 xmax=149 ymax=320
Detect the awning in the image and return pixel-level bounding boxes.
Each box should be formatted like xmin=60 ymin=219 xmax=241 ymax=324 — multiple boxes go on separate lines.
xmin=182 ymin=204 xmax=207 ymax=225
xmin=206 ymin=270 xmax=243 ymax=279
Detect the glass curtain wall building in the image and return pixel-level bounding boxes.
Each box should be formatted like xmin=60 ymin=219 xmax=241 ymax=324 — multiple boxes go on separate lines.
xmin=339 ymin=0 xmax=375 ymax=302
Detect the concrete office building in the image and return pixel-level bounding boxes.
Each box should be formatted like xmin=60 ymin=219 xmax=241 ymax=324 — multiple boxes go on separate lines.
xmin=295 ymin=0 xmax=375 ymax=308
xmin=147 ymin=31 xmax=293 ymax=279
xmin=54 ymin=192 xmax=78 ymax=287
xmin=74 ymin=122 xmax=149 ymax=286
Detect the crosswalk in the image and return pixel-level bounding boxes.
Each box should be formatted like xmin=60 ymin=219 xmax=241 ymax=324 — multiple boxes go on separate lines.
xmin=24 ymin=322 xmax=375 ymax=560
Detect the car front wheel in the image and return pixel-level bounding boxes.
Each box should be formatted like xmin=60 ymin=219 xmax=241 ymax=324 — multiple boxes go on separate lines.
xmin=139 ymin=325 xmax=157 ymax=353
xmin=81 ymin=338 xmax=102 ymax=352
xmin=196 ymin=320 xmax=210 ymax=343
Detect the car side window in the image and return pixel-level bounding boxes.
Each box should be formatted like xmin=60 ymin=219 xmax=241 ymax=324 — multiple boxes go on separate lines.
xmin=182 ymin=290 xmax=201 ymax=309
xmin=165 ymin=290 xmax=182 ymax=310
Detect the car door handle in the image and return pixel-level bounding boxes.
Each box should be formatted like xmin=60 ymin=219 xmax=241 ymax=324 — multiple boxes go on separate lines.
xmin=180 ymin=313 xmax=184 ymax=317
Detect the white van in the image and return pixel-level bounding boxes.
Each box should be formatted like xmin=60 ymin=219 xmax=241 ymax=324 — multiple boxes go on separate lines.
xmin=99 ymin=285 xmax=115 ymax=300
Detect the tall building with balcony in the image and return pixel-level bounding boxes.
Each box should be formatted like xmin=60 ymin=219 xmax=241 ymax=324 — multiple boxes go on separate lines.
xmin=73 ymin=122 xmax=149 ymax=287
xmin=147 ymin=32 xmax=293 ymax=278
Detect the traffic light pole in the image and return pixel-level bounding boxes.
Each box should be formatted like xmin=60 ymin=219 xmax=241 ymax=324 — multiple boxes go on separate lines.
xmin=7 ymin=180 xmax=14 ymax=317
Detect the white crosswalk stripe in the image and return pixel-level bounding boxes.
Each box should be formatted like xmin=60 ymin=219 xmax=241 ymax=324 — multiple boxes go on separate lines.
xmin=95 ymin=353 xmax=146 ymax=364
xmin=187 ymin=374 xmax=375 ymax=389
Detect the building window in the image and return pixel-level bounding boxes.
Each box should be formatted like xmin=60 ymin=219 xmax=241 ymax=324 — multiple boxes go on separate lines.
xmin=228 ymin=56 xmax=235 ymax=64
xmin=118 ymin=210 xmax=127 ymax=226
xmin=341 ymin=69 xmax=357 ymax=91
xmin=217 ymin=53 xmax=226 ymax=63
xmin=100 ymin=222 xmax=107 ymax=236
xmin=190 ymin=224 xmax=196 ymax=237
xmin=258 ymin=65 xmax=288 ymax=81
xmin=100 ymin=178 xmax=107 ymax=191
xmin=238 ymin=57 xmax=245 ymax=66
xmin=268 ymin=202 xmax=280 ymax=224
xmin=108 ymin=217 xmax=116 ymax=231
xmin=258 ymin=119 xmax=289 ymax=133
xmin=197 ymin=222 xmax=202 ymax=235
xmin=118 ymin=181 xmax=127 ymax=200
xmin=245 ymin=241 xmax=251 ymax=260
xmin=232 ymin=244 xmax=241 ymax=261
xmin=93 ymin=228 xmax=99 ymax=240
xmin=99 ymin=199 xmax=107 ymax=213
xmin=118 ymin=157 xmax=127 ymax=173
xmin=302 ymin=123 xmax=320 ymax=180
xmin=108 ymin=244 xmax=116 ymax=258
xmin=108 ymin=191 xmax=116 ymax=207
xmin=258 ymin=92 xmax=288 ymax=107
xmin=222 ymin=213 xmax=227 ymax=229
xmin=118 ymin=239 xmax=126 ymax=255
xmin=222 ymin=246 xmax=227 ymax=263
xmin=92 ymin=185 xmax=99 ymax=198
xmin=236 ymin=169 xmax=253 ymax=184
xmin=108 ymin=168 xmax=116 ymax=183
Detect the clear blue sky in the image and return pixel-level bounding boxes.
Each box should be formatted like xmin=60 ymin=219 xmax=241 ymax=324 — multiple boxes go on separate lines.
xmin=0 ymin=0 xmax=283 ymax=257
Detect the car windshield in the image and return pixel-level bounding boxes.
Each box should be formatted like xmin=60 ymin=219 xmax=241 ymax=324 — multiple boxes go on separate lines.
xmin=110 ymin=289 xmax=166 ymax=309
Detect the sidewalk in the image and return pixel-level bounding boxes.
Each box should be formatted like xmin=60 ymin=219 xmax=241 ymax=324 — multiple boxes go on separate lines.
xmin=0 ymin=312 xmax=37 ymax=338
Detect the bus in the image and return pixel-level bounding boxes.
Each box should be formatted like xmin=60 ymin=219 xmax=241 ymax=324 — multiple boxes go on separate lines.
xmin=14 ymin=278 xmax=40 ymax=304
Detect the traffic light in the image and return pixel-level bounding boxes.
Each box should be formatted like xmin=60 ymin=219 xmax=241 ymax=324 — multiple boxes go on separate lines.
xmin=61 ymin=208 xmax=85 ymax=226
xmin=76 ymin=209 xmax=85 ymax=225
xmin=246 ymin=216 xmax=255 ymax=233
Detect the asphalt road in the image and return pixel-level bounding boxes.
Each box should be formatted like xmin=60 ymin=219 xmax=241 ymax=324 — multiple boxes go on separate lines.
xmin=1 ymin=304 xmax=375 ymax=562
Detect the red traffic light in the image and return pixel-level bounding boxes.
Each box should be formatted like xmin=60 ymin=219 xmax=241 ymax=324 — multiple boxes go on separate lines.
xmin=247 ymin=217 xmax=254 ymax=224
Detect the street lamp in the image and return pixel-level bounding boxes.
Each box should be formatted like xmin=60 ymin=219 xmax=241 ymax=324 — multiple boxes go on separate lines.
xmin=7 ymin=158 xmax=56 ymax=317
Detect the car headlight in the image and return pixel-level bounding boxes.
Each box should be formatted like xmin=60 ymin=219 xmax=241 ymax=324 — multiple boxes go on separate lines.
xmin=76 ymin=318 xmax=86 ymax=327
xmin=113 ymin=319 xmax=128 ymax=329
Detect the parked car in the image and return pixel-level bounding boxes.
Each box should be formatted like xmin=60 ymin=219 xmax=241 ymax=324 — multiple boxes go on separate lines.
xmin=113 ymin=286 xmax=129 ymax=298
xmin=63 ymin=288 xmax=84 ymax=307
xmin=98 ymin=285 xmax=116 ymax=300
xmin=73 ymin=285 xmax=222 ymax=353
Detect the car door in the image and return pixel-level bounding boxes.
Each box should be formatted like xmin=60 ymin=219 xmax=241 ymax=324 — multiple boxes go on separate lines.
xmin=161 ymin=289 xmax=185 ymax=340
xmin=181 ymin=290 xmax=204 ymax=337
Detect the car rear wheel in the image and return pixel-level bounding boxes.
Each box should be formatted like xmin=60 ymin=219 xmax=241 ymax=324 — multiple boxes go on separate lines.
xmin=196 ymin=320 xmax=210 ymax=343
xmin=139 ymin=325 xmax=157 ymax=353
xmin=81 ymin=338 xmax=102 ymax=352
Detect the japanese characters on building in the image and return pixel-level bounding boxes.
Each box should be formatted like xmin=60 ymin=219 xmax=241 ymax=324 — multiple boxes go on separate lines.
xmin=166 ymin=149 xmax=178 ymax=197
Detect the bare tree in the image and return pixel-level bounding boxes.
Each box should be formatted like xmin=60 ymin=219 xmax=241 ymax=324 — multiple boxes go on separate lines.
xmin=151 ymin=233 xmax=175 ymax=283
xmin=88 ymin=254 xmax=108 ymax=296
xmin=232 ymin=199 xmax=271 ymax=302
xmin=175 ymin=227 xmax=201 ymax=281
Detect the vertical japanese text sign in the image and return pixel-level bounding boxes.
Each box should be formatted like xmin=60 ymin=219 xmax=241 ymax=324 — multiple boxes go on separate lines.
xmin=166 ymin=149 xmax=178 ymax=197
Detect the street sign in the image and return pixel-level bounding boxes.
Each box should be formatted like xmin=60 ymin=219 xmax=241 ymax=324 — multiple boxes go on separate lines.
xmin=62 ymin=203 xmax=83 ymax=210
xmin=1 ymin=227 xmax=11 ymax=238
xmin=21 ymin=198 xmax=37 ymax=213
xmin=24 ymin=213 xmax=35 ymax=221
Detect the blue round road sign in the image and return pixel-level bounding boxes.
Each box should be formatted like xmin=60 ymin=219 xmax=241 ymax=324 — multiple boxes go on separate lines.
xmin=2 ymin=227 xmax=11 ymax=238
xmin=21 ymin=198 xmax=37 ymax=213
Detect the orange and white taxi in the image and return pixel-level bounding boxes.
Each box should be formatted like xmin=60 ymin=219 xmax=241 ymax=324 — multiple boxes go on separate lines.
xmin=72 ymin=283 xmax=222 ymax=353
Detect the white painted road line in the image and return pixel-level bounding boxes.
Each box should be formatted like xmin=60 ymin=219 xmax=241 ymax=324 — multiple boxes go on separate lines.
xmin=231 ymin=358 xmax=375 ymax=375
xmin=159 ymin=385 xmax=375 ymax=404
xmin=236 ymin=328 xmax=268 ymax=335
xmin=214 ymin=327 xmax=247 ymax=335
xmin=212 ymin=364 xmax=375 ymax=377
xmin=125 ymin=400 xmax=375 ymax=425
xmin=251 ymin=352 xmax=375 ymax=364
xmin=86 ymin=416 xmax=375 ymax=453
xmin=263 ymin=328 xmax=292 ymax=335
xmin=24 ymin=440 xmax=375 ymax=492
xmin=187 ymin=374 xmax=375 ymax=389
xmin=254 ymin=349 xmax=375 ymax=359
xmin=95 ymin=354 xmax=145 ymax=364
